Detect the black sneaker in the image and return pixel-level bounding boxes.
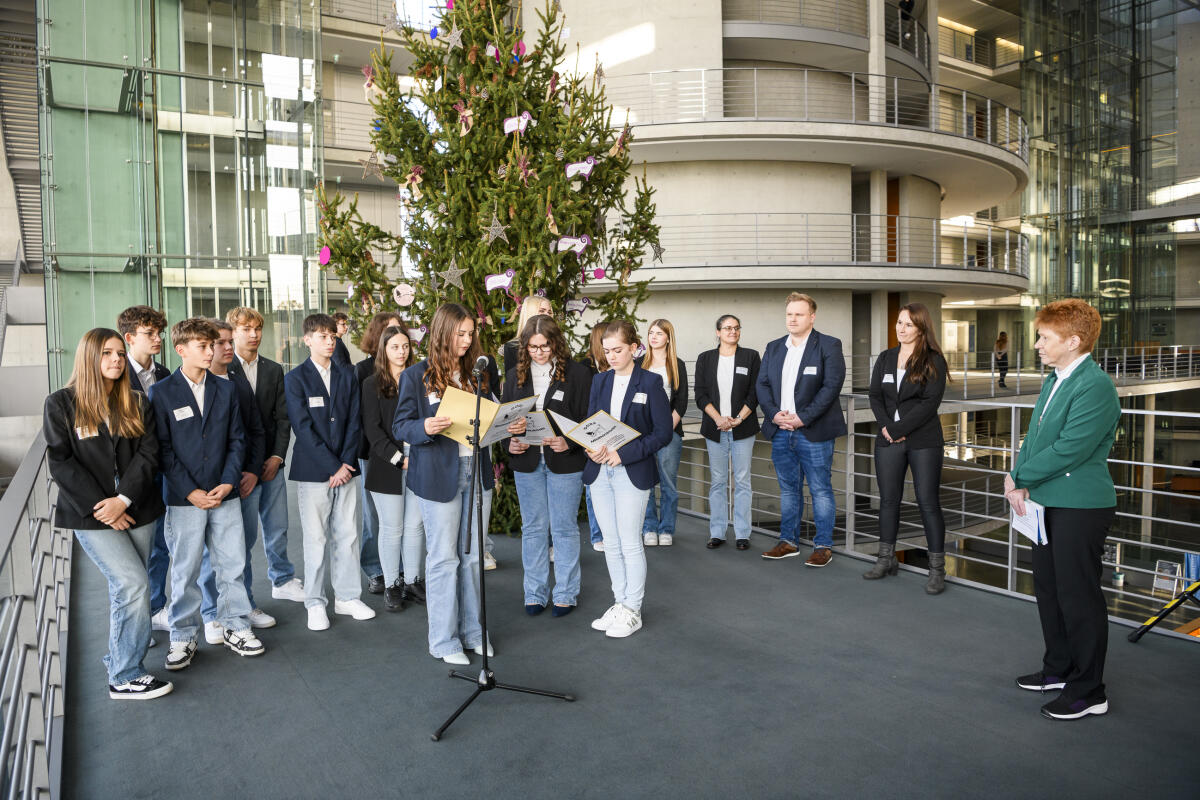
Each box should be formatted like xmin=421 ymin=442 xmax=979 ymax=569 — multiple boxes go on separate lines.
xmin=1016 ymin=671 xmax=1066 ymax=692
xmin=109 ymin=674 xmax=174 ymax=700
xmin=1041 ymin=695 xmax=1108 ymax=720
xmin=367 ymin=575 xmax=386 ymax=594
xmin=165 ymin=639 xmax=197 ymax=671
xmin=384 ymin=581 xmax=406 ymax=611
xmin=402 ymin=578 xmax=426 ymax=605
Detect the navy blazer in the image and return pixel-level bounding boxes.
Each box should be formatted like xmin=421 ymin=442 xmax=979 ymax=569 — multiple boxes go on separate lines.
xmin=756 ymin=330 xmax=847 ymax=442
xmin=333 ymin=337 xmax=352 ymax=368
xmin=218 ymin=371 xmax=266 ymax=477
xmin=393 ymin=359 xmax=497 ymax=503
xmin=126 ymin=358 xmax=171 ymax=394
xmin=284 ymin=358 xmax=362 ymax=483
xmin=581 ymin=365 xmax=673 ymax=490
xmin=148 ymin=369 xmax=246 ymax=506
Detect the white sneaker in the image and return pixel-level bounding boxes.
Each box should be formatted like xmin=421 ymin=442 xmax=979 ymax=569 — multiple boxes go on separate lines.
xmin=473 ymin=640 xmax=494 ymax=657
xmin=147 ymin=637 xmax=157 ymax=649
xmin=271 ymin=578 xmax=306 ymax=602
xmin=549 ymin=547 xmax=555 ymax=563
xmin=605 ymin=605 xmax=642 ymax=638
xmin=307 ymin=605 xmax=330 ymax=631
xmin=590 ymin=603 xmax=623 ymax=632
xmin=593 ymin=541 xmax=604 ymax=552
xmin=658 ymin=534 xmax=673 ymax=546
xmin=203 ymin=620 xmax=224 ymax=645
xmin=223 ymin=628 xmax=265 ymax=657
xmin=151 ymin=608 xmax=170 ymax=632
xmin=248 ymin=608 xmax=277 ymax=628
xmin=643 ymin=532 xmax=658 ymax=546
xmin=483 ymin=552 xmax=498 ymax=570
xmin=333 ymin=598 xmax=376 ymax=620
xmin=441 ymin=652 xmax=470 ymax=666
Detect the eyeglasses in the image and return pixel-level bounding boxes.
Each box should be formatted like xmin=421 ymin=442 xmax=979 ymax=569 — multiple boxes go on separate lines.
xmin=527 ymin=344 xmax=552 ymax=353
xmin=720 ymin=325 xmax=741 ymax=332
xmin=136 ymin=329 xmax=163 ymax=340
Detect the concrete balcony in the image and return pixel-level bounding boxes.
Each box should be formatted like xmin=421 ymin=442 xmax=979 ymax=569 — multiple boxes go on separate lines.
xmin=604 ymin=67 xmax=1028 ymax=215
xmin=601 ymin=212 xmax=1028 ymax=297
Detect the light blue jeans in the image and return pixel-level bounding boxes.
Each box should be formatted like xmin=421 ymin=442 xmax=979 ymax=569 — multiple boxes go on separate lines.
xmin=643 ymin=432 xmax=683 ymax=535
xmin=75 ymin=522 xmax=156 ymax=684
xmin=258 ymin=471 xmax=295 ymax=587
xmin=706 ymin=432 xmax=755 ymax=541
xmin=591 ymin=465 xmax=651 ymax=612
xmin=164 ymin=499 xmax=252 ymax=642
xmin=514 ymin=461 xmax=584 ymax=606
xmin=296 ymin=479 xmax=363 ymax=609
xmin=358 ymin=458 xmax=384 ymax=580
xmin=771 ymin=430 xmax=836 ymax=549
xmin=417 ymin=456 xmax=491 ymax=658
xmin=371 ymin=482 xmax=426 ymax=586
xmin=585 ymin=485 xmax=602 ymax=544
xmin=200 ymin=482 xmax=261 ymax=621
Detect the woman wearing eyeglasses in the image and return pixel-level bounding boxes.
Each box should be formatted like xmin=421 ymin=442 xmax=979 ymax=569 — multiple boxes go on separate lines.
xmin=504 ymin=315 xmax=593 ymax=617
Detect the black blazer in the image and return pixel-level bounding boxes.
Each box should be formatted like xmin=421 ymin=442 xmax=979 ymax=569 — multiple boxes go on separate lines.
xmin=221 ymin=371 xmax=266 ymax=477
xmin=644 ymin=356 xmax=688 ymax=436
xmin=502 ymin=359 xmax=593 ymax=474
xmin=355 ymin=356 xmax=376 ymax=460
xmin=868 ymin=347 xmax=948 ymax=451
xmin=581 ymin=366 xmax=673 ymax=490
xmin=43 ymin=388 xmax=166 ymax=530
xmin=693 ymin=346 xmax=761 ymax=442
xmin=361 ymin=375 xmax=406 ymax=495
xmin=333 ymin=337 xmax=352 ymax=368
xmin=229 ymin=355 xmax=290 ymax=464
xmin=126 ymin=358 xmax=171 ymax=394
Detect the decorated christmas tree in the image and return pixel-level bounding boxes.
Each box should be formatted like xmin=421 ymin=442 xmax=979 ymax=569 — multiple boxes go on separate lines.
xmin=316 ymin=0 xmax=662 ymax=355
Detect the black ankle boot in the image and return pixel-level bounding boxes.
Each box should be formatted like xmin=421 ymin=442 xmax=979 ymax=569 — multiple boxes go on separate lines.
xmin=863 ymin=543 xmax=899 ymax=579
xmin=926 ymin=553 xmax=946 ymax=595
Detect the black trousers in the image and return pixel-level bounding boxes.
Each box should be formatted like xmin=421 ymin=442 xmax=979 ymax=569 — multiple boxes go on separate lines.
xmin=996 ymin=354 xmax=1008 ymax=382
xmin=874 ymin=440 xmax=946 ymax=552
xmin=1032 ymin=506 xmax=1116 ymax=702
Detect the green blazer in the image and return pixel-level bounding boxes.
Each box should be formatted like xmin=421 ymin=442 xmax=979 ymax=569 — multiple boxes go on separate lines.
xmin=1011 ymin=357 xmax=1120 ymax=509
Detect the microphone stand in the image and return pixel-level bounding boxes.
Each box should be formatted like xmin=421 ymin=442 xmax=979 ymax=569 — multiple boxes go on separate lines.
xmin=432 ymin=360 xmax=575 ymax=741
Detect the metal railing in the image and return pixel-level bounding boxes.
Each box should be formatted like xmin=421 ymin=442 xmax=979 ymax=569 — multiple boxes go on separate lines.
xmin=0 ymin=433 xmax=68 ymax=798
xmin=603 ymin=67 xmax=1029 ymax=160
xmin=938 ymin=26 xmax=1022 ymax=69
xmin=883 ymin=2 xmax=931 ymax=69
xmin=722 ymin=0 xmax=869 ymax=37
xmin=673 ymin=396 xmax=1200 ymax=641
xmin=322 ymin=0 xmax=437 ymax=30
xmin=322 ymin=98 xmax=378 ymax=152
xmin=641 ymin=212 xmax=1029 ymax=276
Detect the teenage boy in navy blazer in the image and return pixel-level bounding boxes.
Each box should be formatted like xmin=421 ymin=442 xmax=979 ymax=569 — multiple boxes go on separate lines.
xmin=755 ymin=292 xmax=847 ymax=566
xmin=196 ymin=319 xmax=276 ymax=645
xmin=227 ymin=307 xmax=306 ymax=604
xmin=117 ymin=305 xmax=174 ymax=631
xmin=148 ymin=317 xmax=265 ymax=671
xmin=285 ymin=313 xmax=375 ymax=632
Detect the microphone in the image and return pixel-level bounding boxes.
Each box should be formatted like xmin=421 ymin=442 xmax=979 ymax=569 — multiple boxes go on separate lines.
xmin=472 ymin=354 xmax=489 ymax=375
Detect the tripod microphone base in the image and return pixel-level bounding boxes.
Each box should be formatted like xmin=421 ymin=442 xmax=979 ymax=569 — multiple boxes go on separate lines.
xmin=431 ymin=667 xmax=576 ymax=741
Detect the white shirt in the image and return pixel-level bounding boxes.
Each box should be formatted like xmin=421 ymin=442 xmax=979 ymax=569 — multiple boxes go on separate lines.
xmin=1041 ymin=353 xmax=1091 ymax=421
xmin=129 ymin=355 xmax=157 ymax=390
xmin=531 ymin=361 xmax=554 ymax=411
xmin=780 ymin=333 xmax=809 ymax=415
xmin=610 ymin=372 xmax=632 ymax=419
xmin=214 ymin=371 xmax=230 ymax=381
xmin=649 ymin=364 xmax=671 ymax=399
xmin=311 ymin=358 xmax=332 ymax=396
xmin=894 ymin=366 xmax=906 ymax=421
xmin=237 ymin=353 xmax=260 ymax=393
xmin=182 ymin=370 xmax=206 ymax=415
xmin=716 ymin=353 xmax=735 ymax=418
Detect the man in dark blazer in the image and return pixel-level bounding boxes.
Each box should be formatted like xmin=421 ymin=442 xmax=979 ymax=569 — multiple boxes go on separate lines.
xmin=228 ymin=307 xmax=305 ymax=604
xmin=117 ymin=305 xmax=173 ymax=628
xmin=755 ymin=292 xmax=847 ymax=566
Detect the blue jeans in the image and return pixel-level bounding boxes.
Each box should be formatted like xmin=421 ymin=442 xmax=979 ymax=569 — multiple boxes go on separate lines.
xmin=200 ymin=483 xmax=261 ymax=621
xmin=591 ymin=465 xmax=651 ymax=612
xmin=771 ymin=430 xmax=836 ymax=549
xmin=358 ymin=458 xmax=384 ymax=580
xmin=514 ymin=461 xmax=584 ymax=606
xmin=258 ymin=471 xmax=295 ymax=587
xmin=147 ymin=475 xmax=170 ymax=614
xmin=417 ymin=456 xmax=492 ymax=658
xmin=585 ymin=485 xmax=602 ymax=544
xmin=371 ymin=482 xmax=426 ymax=586
xmin=75 ymin=522 xmax=156 ymax=684
xmin=707 ymin=432 xmax=755 ymax=540
xmin=164 ymin=499 xmax=253 ymax=641
xmin=643 ymin=432 xmax=683 ymax=535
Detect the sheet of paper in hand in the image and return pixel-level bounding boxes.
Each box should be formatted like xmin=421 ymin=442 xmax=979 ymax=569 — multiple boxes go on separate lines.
xmin=439 ymin=387 xmax=538 ymax=448
xmin=550 ymin=409 xmax=641 ymax=451
xmin=516 ymin=410 xmax=555 ymax=445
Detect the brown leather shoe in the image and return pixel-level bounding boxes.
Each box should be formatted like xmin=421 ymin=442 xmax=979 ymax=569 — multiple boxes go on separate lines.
xmin=805 ymin=548 xmax=833 ymax=567
xmin=762 ymin=541 xmax=800 ymax=560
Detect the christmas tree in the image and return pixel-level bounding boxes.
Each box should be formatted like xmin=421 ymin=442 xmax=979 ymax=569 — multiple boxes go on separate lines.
xmin=316 ymin=0 xmax=662 ymax=354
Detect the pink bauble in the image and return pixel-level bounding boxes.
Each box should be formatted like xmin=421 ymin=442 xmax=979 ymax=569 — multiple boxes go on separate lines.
xmin=318 ymin=245 xmax=331 ymax=265
xmin=593 ymin=268 xmax=606 ymax=280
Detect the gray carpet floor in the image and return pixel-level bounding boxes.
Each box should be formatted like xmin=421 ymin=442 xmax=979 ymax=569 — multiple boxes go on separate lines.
xmin=63 ymin=514 xmax=1200 ymax=799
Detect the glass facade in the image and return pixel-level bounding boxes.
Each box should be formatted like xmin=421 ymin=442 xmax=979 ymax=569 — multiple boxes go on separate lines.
xmin=38 ymin=0 xmax=324 ymax=384
xmin=1021 ymin=0 xmax=1197 ymax=347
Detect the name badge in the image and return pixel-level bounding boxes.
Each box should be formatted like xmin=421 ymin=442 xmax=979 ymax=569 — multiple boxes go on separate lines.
xmin=309 ymin=396 xmax=325 ymax=408
xmin=75 ymin=427 xmax=98 ymax=440
xmin=735 ymin=366 xmax=749 ymax=376
xmin=803 ymin=366 xmax=818 ymax=375
xmin=882 ymin=374 xmax=894 ymax=384
xmin=427 ymin=393 xmax=440 ymax=406
xmin=173 ymin=406 xmax=194 ymax=421
xmin=633 ymin=392 xmax=648 ymax=404
xmin=552 ymin=390 xmax=565 ymax=401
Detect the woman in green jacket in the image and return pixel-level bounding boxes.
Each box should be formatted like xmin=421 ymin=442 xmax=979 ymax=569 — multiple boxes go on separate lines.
xmin=1004 ymin=299 xmax=1120 ymax=721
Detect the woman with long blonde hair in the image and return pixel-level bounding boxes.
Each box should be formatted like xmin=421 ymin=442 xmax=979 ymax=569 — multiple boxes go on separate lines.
xmin=43 ymin=328 xmax=172 ymax=699
xmin=641 ymin=318 xmax=689 ymax=546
